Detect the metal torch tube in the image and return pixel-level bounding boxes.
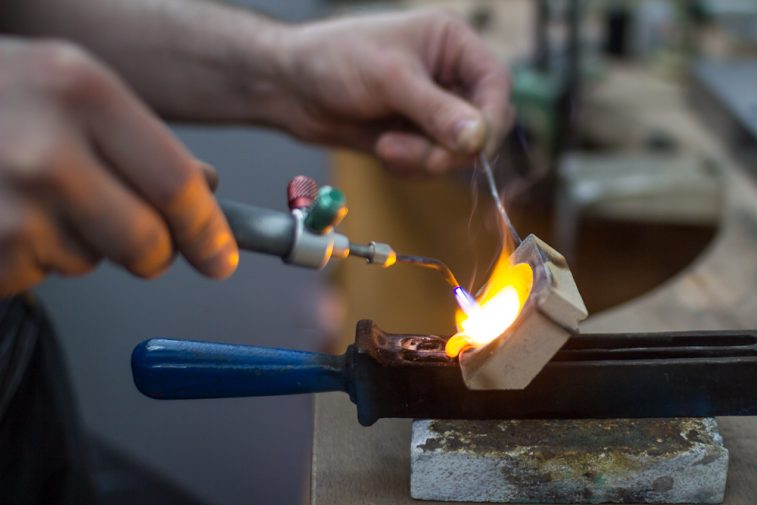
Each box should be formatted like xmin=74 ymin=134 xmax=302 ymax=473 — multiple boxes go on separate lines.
xmin=220 ymin=200 xmax=296 ymax=258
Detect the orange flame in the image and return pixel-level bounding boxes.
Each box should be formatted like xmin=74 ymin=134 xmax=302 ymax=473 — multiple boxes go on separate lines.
xmin=445 ymin=254 xmax=533 ymax=358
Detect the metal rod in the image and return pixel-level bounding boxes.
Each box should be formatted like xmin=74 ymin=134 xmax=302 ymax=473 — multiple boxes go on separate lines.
xmin=395 ymin=255 xmax=459 ymax=288
xmin=479 ymin=153 xmax=522 ymax=246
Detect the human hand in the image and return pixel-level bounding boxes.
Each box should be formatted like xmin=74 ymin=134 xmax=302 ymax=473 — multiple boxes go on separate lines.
xmin=0 ymin=38 xmax=238 ymax=296
xmin=269 ymin=9 xmax=513 ymax=174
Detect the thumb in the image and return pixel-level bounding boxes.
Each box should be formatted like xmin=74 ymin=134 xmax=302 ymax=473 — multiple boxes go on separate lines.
xmin=387 ymin=69 xmax=487 ymax=154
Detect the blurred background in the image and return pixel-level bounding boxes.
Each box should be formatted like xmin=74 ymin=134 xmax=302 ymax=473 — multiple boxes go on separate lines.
xmin=35 ymin=0 xmax=757 ymax=504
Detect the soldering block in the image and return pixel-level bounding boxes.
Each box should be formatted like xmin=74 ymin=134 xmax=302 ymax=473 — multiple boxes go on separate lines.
xmin=460 ymin=234 xmax=588 ymax=390
xmin=411 ymin=418 xmax=728 ymax=503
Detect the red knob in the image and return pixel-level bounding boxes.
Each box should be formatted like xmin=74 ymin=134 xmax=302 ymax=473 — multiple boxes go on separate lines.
xmin=287 ymin=175 xmax=318 ymax=210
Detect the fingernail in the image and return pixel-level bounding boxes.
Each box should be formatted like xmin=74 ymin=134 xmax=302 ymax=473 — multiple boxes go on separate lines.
xmin=204 ymin=236 xmax=239 ymax=279
xmin=480 ymin=112 xmax=499 ymax=158
xmin=454 ymin=118 xmax=486 ymax=154
xmin=197 ymin=159 xmax=220 ymax=191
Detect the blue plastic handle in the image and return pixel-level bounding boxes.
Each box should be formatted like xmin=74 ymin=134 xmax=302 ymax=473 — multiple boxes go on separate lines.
xmin=131 ymin=338 xmax=348 ymax=399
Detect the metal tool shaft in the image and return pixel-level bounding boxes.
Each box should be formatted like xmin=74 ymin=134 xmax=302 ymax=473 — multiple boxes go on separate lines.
xmin=395 ymin=255 xmax=459 ymax=287
xmin=220 ymin=199 xmax=390 ymax=269
xmin=132 ymin=322 xmax=757 ymax=426
xmin=220 ymin=199 xmax=458 ymax=286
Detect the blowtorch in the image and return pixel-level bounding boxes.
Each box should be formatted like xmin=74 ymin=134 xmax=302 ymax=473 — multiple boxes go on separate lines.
xmin=133 ymin=166 xmax=590 ymax=400
xmin=220 ymin=175 xmax=473 ymax=309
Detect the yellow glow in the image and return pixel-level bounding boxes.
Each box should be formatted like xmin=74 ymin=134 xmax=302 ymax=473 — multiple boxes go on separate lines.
xmin=228 ymin=249 xmax=240 ymax=269
xmin=446 ymin=260 xmax=533 ymax=358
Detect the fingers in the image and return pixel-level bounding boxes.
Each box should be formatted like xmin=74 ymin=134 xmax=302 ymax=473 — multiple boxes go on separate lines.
xmin=312 ymin=116 xmax=476 ymax=174
xmin=443 ymin=18 xmax=513 ymax=154
xmin=0 ymin=39 xmax=237 ymax=292
xmin=384 ymin=66 xmax=487 ymax=155
xmin=0 ymin=248 xmax=44 ymax=298
xmin=73 ymin=60 xmax=238 ymax=279
xmin=198 ymin=161 xmax=220 ymax=192
xmin=0 ymin=190 xmax=97 ymax=293
xmin=47 ymin=135 xmax=175 ymax=279
xmin=31 ymin=211 xmax=101 ymax=278
xmin=384 ymin=12 xmax=513 ymax=158
xmin=375 ymin=131 xmax=473 ymax=175
xmin=0 ymin=191 xmax=45 ymax=296
xmin=0 ymin=122 xmax=174 ymax=283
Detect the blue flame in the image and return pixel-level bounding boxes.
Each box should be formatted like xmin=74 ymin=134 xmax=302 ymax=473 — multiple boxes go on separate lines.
xmin=453 ymin=286 xmax=478 ymax=315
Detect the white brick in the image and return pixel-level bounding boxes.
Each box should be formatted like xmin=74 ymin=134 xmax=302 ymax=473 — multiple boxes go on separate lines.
xmin=411 ymin=418 xmax=728 ymax=503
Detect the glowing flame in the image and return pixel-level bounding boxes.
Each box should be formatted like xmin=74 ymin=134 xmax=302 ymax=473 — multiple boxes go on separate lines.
xmin=445 ymin=257 xmax=533 ymax=358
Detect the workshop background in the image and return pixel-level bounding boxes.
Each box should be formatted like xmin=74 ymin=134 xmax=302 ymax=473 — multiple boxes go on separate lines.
xmin=35 ymin=1 xmax=757 ymax=504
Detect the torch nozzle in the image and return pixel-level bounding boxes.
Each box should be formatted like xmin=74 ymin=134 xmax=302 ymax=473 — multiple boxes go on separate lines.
xmin=395 ymin=256 xmax=480 ymax=314
xmin=453 ymin=286 xmax=479 ymax=315
xmin=350 ymin=245 xmax=474 ymax=313
xmin=348 ymin=241 xmax=397 ymax=267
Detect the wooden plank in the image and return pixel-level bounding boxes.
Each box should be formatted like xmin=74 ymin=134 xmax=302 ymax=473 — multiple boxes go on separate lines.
xmin=719 ymin=417 xmax=757 ymax=505
xmin=311 ymin=394 xmax=413 ymax=504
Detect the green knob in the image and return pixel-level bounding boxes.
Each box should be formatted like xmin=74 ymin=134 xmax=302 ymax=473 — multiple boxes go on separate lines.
xmin=305 ymin=186 xmax=348 ymax=233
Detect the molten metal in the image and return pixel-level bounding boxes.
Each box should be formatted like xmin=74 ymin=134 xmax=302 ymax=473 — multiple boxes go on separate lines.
xmin=446 ymin=262 xmax=533 ymax=358
xmin=456 ymin=235 xmax=588 ymax=390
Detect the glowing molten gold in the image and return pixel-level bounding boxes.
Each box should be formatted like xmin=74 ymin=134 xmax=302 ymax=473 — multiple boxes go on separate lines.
xmin=445 ymin=260 xmax=533 ymax=358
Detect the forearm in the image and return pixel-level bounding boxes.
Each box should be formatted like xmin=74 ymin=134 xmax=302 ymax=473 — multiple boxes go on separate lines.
xmin=2 ymin=5 xmax=513 ymax=173
xmin=2 ymin=0 xmax=288 ymax=123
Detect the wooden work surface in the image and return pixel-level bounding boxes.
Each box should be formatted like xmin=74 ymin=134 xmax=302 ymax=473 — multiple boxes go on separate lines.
xmin=310 ymin=167 xmax=757 ymax=505
xmin=311 ymin=62 xmax=757 ymax=504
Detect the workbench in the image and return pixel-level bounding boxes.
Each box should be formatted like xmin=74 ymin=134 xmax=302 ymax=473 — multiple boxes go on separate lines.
xmin=311 ymin=62 xmax=757 ymax=504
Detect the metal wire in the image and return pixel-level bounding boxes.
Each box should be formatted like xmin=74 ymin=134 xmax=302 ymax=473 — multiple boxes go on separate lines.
xmin=479 ymin=153 xmax=522 ymax=246
xmin=395 ymin=255 xmax=459 ymax=288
